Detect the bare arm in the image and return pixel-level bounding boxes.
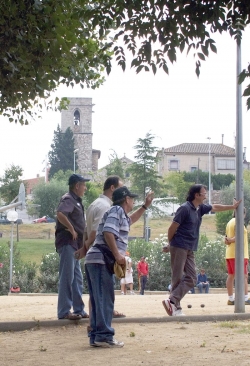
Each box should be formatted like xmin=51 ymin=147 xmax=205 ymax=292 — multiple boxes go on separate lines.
xmin=211 ymin=200 xmax=241 ymax=212
xmin=168 ymin=221 xmax=180 ymax=243
xmin=130 ymin=191 xmax=154 ymax=225
xmin=57 ymin=211 xmax=77 ymax=240
xmin=85 ymin=230 xmax=97 ymax=250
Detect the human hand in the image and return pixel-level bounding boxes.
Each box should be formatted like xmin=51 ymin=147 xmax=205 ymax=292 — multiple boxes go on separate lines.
xmin=74 ymin=246 xmax=86 ymax=260
xmin=162 ymin=244 xmax=170 ymax=253
xmin=144 ymin=191 xmax=154 ymax=208
xmin=115 ymin=253 xmax=126 ymax=265
xmin=66 ymin=227 xmax=78 ymax=240
xmin=233 ymin=199 xmax=242 ymax=210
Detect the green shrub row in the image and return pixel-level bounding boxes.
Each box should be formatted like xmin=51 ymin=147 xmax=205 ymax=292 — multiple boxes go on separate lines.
xmin=0 ymin=234 xmax=233 ymax=295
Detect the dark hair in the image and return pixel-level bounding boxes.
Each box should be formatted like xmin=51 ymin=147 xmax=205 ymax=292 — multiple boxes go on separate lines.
xmin=186 ymin=184 xmax=207 ymax=202
xmin=103 ymin=176 xmax=121 ymax=191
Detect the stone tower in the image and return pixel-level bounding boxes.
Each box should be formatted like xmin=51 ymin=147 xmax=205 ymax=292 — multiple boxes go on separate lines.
xmin=61 ymin=97 xmax=100 ymax=175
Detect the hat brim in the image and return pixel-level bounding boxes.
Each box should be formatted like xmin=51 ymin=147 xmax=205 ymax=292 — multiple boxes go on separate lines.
xmin=128 ymin=194 xmax=138 ymax=198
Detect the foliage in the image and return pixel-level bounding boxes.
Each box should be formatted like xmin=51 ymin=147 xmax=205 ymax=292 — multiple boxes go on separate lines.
xmin=38 ymin=252 xmax=59 ymax=293
xmin=82 ymin=181 xmax=102 ymax=209
xmin=0 ymin=1 xmax=111 ymax=124
xmin=127 ymin=236 xmax=171 ymax=291
xmin=106 ymin=150 xmax=126 ymax=180
xmin=212 ymin=173 xmax=235 ymax=190
xmin=219 ymin=182 xmax=250 ymax=225
xmin=0 ymin=241 xmax=38 ymax=295
xmin=51 ymin=169 xmax=74 ymax=184
xmin=2 ymin=1 xmax=250 ymax=123
xmin=128 ymin=132 xmax=162 ymax=198
xmin=216 ymin=211 xmax=233 ymax=235
xmin=0 ymin=164 xmax=24 ymax=204
xmin=183 ymin=171 xmax=235 ymax=190
xmin=32 ymin=179 xmax=68 ymax=218
xmin=85 ymin=1 xmax=250 ymax=108
xmin=48 ymin=126 xmax=76 ymax=179
xmin=162 ymin=172 xmax=191 ymax=204
xmin=13 ymin=262 xmax=38 ymax=293
xmin=128 ymin=132 xmax=162 ymax=237
xmin=195 ymin=234 xmax=227 ymax=287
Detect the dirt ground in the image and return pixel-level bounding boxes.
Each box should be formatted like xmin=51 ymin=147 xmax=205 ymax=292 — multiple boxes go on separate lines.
xmin=1 ymin=293 xmax=250 ymax=365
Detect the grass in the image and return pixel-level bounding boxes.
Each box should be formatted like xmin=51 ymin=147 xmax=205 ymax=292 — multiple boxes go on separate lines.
xmin=0 ymin=215 xmax=219 ymax=265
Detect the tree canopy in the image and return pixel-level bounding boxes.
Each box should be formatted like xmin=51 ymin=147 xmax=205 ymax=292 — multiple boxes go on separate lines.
xmin=0 ymin=164 xmax=24 ymax=204
xmin=1 ymin=0 xmax=250 ymax=124
xmin=48 ymin=126 xmax=76 ymax=178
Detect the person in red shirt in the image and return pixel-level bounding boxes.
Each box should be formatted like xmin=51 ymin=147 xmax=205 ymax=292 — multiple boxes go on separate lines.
xmin=137 ymin=256 xmax=149 ymax=295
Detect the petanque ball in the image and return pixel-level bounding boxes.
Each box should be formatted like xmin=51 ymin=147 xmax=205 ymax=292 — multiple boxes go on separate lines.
xmin=187 ymin=304 xmax=192 ymax=308
xmin=200 ymin=304 xmax=205 ymax=308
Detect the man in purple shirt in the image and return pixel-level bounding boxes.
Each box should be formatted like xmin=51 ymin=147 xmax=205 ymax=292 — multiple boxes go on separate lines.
xmin=56 ymin=174 xmax=90 ymax=320
xmin=162 ymin=184 xmax=241 ymax=317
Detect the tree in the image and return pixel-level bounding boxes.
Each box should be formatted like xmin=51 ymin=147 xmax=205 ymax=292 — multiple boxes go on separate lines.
xmin=128 ymin=132 xmax=161 ymax=238
xmin=48 ymin=126 xmax=76 ymax=179
xmin=163 ymin=172 xmax=191 ymax=205
xmin=32 ymin=180 xmax=68 ymax=218
xmin=216 ymin=181 xmax=250 ymax=232
xmin=106 ymin=150 xmax=126 ymax=180
xmin=0 ymin=165 xmax=24 ymax=203
xmin=86 ymin=1 xmax=250 ymax=108
xmin=183 ymin=171 xmax=235 ymax=190
xmin=1 ymin=1 xmax=111 ymax=124
xmin=2 ymin=1 xmax=250 ymax=124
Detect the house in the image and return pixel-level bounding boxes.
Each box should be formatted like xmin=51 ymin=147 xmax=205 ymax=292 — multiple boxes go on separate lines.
xmin=157 ymin=143 xmax=237 ymax=176
xmin=94 ymin=155 xmax=134 ymax=186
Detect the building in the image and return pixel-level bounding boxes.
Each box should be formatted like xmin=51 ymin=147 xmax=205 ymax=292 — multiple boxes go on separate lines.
xmin=61 ymin=97 xmax=100 ymax=175
xmin=157 ymin=143 xmax=237 ymax=176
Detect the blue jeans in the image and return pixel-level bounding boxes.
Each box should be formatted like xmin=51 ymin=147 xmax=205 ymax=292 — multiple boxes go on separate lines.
xmin=197 ymin=283 xmax=210 ymax=293
xmin=140 ymin=275 xmax=147 ymax=295
xmin=57 ymin=244 xmax=86 ymax=319
xmin=85 ymin=263 xmax=114 ymax=344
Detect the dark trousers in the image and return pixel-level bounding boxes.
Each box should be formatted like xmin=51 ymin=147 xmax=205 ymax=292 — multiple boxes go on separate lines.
xmin=169 ymin=247 xmax=197 ymax=309
xmin=140 ymin=275 xmax=147 ymax=295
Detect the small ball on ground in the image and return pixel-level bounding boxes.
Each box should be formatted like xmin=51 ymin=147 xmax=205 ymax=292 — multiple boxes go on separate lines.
xmin=200 ymin=304 xmax=205 ymax=308
xmin=187 ymin=304 xmax=192 ymax=308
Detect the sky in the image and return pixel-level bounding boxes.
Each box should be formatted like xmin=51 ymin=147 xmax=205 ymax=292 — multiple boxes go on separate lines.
xmin=0 ymin=29 xmax=250 ymax=180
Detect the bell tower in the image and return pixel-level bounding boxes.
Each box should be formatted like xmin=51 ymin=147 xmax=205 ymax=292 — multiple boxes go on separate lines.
xmin=61 ymin=97 xmax=99 ymax=175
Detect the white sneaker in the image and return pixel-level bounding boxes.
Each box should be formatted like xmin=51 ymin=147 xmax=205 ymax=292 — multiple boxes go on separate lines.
xmin=162 ymin=299 xmax=185 ymax=316
xmin=130 ymin=291 xmax=135 ymax=295
xmin=95 ymin=339 xmax=124 ymax=348
xmin=174 ymin=309 xmax=185 ymax=316
xmin=121 ymin=292 xmax=124 ymax=295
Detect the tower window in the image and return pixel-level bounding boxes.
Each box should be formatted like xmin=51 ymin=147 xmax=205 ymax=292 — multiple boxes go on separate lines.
xmin=74 ymin=110 xmax=80 ymax=125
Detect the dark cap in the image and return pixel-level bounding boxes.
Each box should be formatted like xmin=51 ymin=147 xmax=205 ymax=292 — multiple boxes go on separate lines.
xmin=112 ymin=186 xmax=138 ymax=203
xmin=68 ymin=174 xmax=90 ymax=185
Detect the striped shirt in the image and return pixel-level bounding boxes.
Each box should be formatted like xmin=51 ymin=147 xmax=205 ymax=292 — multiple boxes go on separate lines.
xmin=85 ymin=205 xmax=131 ymax=264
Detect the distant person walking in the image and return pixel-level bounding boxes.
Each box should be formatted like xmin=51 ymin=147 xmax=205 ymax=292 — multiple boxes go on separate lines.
xmin=137 ymin=256 xmax=149 ymax=295
xmin=225 ymin=207 xmax=250 ymax=305
xmin=162 ymin=184 xmax=241 ymax=317
xmin=55 ymin=174 xmax=89 ymax=320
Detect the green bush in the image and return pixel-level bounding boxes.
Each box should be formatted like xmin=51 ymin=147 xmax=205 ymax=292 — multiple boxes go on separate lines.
xmin=195 ymin=234 xmax=227 ymax=287
xmin=38 ymin=252 xmax=59 ymax=293
xmin=0 ymin=242 xmax=38 ymax=295
xmin=215 ymin=211 xmax=233 ymax=235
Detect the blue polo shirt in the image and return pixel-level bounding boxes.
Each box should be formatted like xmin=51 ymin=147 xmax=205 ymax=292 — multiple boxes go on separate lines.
xmin=85 ymin=205 xmax=131 ymax=264
xmin=170 ymin=201 xmax=212 ymax=251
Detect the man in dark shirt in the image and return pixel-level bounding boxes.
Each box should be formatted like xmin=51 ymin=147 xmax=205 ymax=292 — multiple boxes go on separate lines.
xmin=56 ymin=174 xmax=90 ymax=320
xmin=162 ymin=184 xmax=241 ymax=317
